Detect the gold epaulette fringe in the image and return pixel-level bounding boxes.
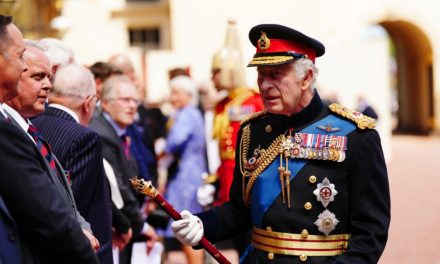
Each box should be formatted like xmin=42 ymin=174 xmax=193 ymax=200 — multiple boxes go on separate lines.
xmin=240 ymin=110 xmax=268 ymax=127
xmin=329 ymin=103 xmax=376 ymax=129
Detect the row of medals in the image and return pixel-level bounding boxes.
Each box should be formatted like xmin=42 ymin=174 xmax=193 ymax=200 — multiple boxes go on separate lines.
xmin=283 ymin=132 xmax=347 ymax=163
xmin=280 ymin=132 xmax=342 ymax=236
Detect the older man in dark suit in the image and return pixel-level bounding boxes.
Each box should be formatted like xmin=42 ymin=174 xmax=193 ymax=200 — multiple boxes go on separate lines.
xmin=90 ymin=75 xmax=158 ymax=264
xmin=0 ymin=15 xmax=99 ymax=263
xmin=31 ymin=62 xmax=113 ymax=263
xmin=0 ymin=15 xmax=23 ymax=264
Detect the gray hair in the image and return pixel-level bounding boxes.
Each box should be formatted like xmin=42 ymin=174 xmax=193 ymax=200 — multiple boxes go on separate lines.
xmin=101 ymin=75 xmax=134 ymax=101
xmin=38 ymin=38 xmax=74 ymax=67
xmin=52 ymin=63 xmax=96 ymax=98
xmin=169 ymin=75 xmax=198 ymax=105
xmin=293 ymin=58 xmax=319 ymax=90
xmin=24 ymin=39 xmax=46 ymax=51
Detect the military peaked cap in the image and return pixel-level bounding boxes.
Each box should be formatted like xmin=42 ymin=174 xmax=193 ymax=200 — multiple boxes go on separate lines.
xmin=248 ymin=24 xmax=325 ymax=66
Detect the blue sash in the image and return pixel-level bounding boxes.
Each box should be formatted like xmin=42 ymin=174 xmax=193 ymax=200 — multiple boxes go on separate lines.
xmin=251 ymin=114 xmax=356 ymax=227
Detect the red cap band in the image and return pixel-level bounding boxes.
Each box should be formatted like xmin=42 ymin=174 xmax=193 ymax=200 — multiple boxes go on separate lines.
xmin=256 ymin=39 xmax=316 ymax=62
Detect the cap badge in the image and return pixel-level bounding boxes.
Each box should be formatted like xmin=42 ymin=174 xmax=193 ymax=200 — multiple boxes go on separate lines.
xmin=313 ymin=177 xmax=338 ymax=207
xmin=257 ymin=31 xmax=271 ymax=50
xmin=314 ymin=209 xmax=339 ymax=236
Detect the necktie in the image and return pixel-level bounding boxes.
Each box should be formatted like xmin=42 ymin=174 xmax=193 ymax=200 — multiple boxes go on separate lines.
xmin=120 ymin=134 xmax=131 ymax=160
xmin=27 ymin=124 xmax=57 ymax=171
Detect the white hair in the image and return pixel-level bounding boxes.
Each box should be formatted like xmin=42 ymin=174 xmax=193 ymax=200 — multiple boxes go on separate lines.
xmin=52 ymin=63 xmax=96 ymax=98
xmin=23 ymin=39 xmax=46 ymax=51
xmin=170 ymin=75 xmax=198 ymax=105
xmin=101 ymin=75 xmax=134 ymax=101
xmin=293 ymin=58 xmax=319 ymax=90
xmin=38 ymin=38 xmax=74 ymax=67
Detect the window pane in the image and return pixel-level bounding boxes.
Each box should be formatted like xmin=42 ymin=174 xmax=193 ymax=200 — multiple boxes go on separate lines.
xmin=128 ymin=28 xmax=160 ymax=49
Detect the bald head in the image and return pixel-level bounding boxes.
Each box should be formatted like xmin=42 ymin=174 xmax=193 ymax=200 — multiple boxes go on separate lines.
xmin=108 ymin=54 xmax=134 ymax=76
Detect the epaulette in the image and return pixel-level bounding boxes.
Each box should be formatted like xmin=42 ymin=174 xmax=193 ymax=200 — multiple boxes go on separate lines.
xmin=240 ymin=110 xmax=268 ymax=127
xmin=329 ymin=103 xmax=376 ymax=129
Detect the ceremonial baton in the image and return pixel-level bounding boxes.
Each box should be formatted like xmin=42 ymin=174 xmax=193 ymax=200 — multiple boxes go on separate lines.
xmin=130 ymin=178 xmax=231 ymax=264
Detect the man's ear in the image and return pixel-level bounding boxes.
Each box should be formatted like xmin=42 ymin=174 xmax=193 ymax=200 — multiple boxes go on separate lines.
xmin=83 ymin=95 xmax=93 ymax=113
xmin=301 ymin=69 xmax=314 ymax=90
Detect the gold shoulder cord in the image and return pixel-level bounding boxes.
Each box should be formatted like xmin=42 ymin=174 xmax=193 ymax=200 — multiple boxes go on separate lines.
xmin=328 ymin=103 xmax=376 ymax=129
xmin=239 ymin=124 xmax=251 ymax=175
xmin=239 ymin=123 xmax=284 ymax=205
xmin=240 ymin=110 xmax=268 ymax=126
xmin=239 ymin=124 xmax=251 ymax=203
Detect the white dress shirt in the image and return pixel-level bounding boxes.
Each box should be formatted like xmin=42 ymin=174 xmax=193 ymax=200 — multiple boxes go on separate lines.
xmin=2 ymin=104 xmax=35 ymax=143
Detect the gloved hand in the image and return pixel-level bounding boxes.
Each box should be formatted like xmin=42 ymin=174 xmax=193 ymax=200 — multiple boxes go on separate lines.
xmin=171 ymin=210 xmax=203 ymax=246
xmin=197 ymin=184 xmax=215 ymax=206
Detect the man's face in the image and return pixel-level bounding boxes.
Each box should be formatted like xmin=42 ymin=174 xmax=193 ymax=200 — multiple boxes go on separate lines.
xmin=102 ymin=82 xmax=139 ymax=128
xmin=0 ymin=23 xmax=27 ymax=100
xmin=257 ymin=63 xmax=308 ymax=116
xmin=16 ymin=46 xmax=52 ymax=118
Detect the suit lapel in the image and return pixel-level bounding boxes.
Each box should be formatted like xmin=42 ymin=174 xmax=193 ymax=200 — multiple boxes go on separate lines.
xmin=6 ymin=112 xmax=76 ymax=211
xmin=53 ymin=155 xmax=78 ymax=212
xmin=95 ymin=114 xmax=127 ymax=154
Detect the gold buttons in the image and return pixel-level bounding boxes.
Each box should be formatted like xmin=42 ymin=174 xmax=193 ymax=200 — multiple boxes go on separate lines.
xmin=267 ymin=252 xmax=274 ymax=260
xmin=227 ymin=127 xmax=234 ymax=133
xmin=265 ymin=124 xmax=272 ymax=133
xmin=301 ymin=229 xmax=309 ymax=239
xmin=309 ymin=175 xmax=317 ymax=183
xmin=299 ymin=254 xmax=308 ymax=261
xmin=304 ymin=202 xmax=312 ymax=210
xmin=225 ymin=139 xmax=233 ymax=145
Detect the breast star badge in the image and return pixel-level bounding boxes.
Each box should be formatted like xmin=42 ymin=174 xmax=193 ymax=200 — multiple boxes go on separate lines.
xmin=313 ymin=177 xmax=338 ymax=208
xmin=314 ymin=209 xmax=339 ymax=236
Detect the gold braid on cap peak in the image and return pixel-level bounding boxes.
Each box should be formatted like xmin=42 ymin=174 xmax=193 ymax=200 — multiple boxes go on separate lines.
xmin=240 ymin=110 xmax=268 ymax=127
xmin=329 ymin=103 xmax=376 ymax=129
xmin=248 ymin=55 xmax=295 ymax=66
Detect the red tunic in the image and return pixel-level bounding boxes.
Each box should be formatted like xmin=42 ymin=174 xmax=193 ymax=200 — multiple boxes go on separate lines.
xmin=212 ymin=87 xmax=264 ymax=205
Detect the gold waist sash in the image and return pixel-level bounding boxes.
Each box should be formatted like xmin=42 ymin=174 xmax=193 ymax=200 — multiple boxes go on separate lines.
xmin=252 ymin=227 xmax=350 ymax=257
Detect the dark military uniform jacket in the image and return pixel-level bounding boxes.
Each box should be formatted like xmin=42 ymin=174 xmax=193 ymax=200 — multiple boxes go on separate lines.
xmin=198 ymin=92 xmax=390 ymax=263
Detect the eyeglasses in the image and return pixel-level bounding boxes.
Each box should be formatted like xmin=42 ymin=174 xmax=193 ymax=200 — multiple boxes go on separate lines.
xmin=110 ymin=97 xmax=141 ymax=106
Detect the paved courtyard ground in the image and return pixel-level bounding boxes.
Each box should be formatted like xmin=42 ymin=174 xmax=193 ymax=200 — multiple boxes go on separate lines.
xmin=380 ymin=135 xmax=440 ymax=264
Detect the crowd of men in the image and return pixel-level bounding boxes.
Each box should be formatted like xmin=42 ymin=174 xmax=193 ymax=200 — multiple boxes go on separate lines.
xmin=0 ymin=15 xmax=160 ymax=264
xmin=1 ymin=14 xmax=390 ymax=264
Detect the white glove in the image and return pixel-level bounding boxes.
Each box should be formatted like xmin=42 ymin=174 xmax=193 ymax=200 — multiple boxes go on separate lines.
xmin=197 ymin=184 xmax=215 ymax=206
xmin=171 ymin=210 xmax=203 ymax=246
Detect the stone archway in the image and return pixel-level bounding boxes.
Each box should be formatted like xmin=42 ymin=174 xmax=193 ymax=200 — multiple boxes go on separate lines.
xmin=380 ymin=20 xmax=434 ymax=134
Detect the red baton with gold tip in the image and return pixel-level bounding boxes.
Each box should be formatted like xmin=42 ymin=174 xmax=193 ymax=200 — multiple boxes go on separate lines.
xmin=130 ymin=178 xmax=231 ymax=264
